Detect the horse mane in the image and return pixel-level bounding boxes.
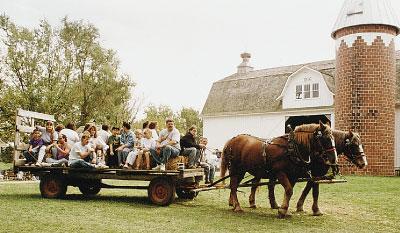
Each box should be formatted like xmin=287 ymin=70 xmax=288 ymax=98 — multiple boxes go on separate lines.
xmin=293 ymin=123 xmax=324 ymax=150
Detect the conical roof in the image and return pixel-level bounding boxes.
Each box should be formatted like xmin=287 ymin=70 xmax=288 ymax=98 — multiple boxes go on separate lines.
xmin=332 ymin=0 xmax=400 ymax=38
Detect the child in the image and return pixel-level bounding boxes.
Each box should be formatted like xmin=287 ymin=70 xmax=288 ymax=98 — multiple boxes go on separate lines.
xmin=123 ymin=129 xmax=143 ymax=169
xmin=69 ymin=131 xmax=96 ymax=169
xmin=45 ymin=134 xmax=70 ymax=167
xmin=199 ymin=137 xmax=217 ymax=184
xmin=136 ymin=128 xmax=156 ymax=170
xmin=23 ymin=129 xmax=44 ymax=166
xmin=107 ymin=127 xmax=121 ymax=168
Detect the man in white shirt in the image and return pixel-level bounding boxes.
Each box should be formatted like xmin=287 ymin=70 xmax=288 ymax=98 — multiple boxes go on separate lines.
xmin=153 ymin=119 xmax=180 ymax=171
xmin=69 ymin=131 xmax=96 ymax=169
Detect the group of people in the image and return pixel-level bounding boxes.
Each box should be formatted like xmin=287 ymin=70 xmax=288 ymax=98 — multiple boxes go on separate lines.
xmin=23 ymin=119 xmax=218 ymax=183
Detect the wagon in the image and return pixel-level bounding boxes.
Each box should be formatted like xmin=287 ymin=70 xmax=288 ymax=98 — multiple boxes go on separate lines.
xmin=16 ymin=166 xmax=204 ymax=206
xmin=12 ymin=108 xmax=204 ymax=206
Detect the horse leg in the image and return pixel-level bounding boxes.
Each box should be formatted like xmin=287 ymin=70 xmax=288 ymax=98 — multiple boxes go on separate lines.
xmin=268 ymin=179 xmax=280 ymax=209
xmin=296 ymin=181 xmax=313 ymax=212
xmin=249 ymin=178 xmax=260 ymax=208
xmin=276 ymin=172 xmax=293 ymax=218
xmin=311 ymin=183 xmax=323 ymax=216
xmin=230 ymin=173 xmax=245 ymax=212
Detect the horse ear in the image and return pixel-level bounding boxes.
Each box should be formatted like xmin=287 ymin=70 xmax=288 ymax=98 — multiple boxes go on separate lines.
xmin=348 ymin=129 xmax=353 ymax=137
xmin=319 ymin=120 xmax=325 ymax=130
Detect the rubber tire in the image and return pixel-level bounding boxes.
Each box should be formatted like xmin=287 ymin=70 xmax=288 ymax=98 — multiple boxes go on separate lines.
xmin=78 ymin=180 xmax=102 ymax=196
xmin=148 ymin=177 xmax=176 ymax=206
xmin=40 ymin=175 xmax=67 ymax=199
xmin=176 ymin=188 xmax=198 ymax=199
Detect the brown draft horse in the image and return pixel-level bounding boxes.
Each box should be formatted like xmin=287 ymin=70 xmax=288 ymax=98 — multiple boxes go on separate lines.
xmin=220 ymin=122 xmax=337 ymax=218
xmin=251 ymin=130 xmax=367 ymax=216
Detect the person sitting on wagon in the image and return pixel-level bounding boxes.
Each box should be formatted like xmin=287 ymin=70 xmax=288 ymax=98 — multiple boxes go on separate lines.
xmin=152 ymin=119 xmax=181 ymax=171
xmin=23 ymin=129 xmax=44 ymax=166
xmin=107 ymin=126 xmax=121 ymax=168
xmin=69 ymin=131 xmax=96 ymax=169
xmin=140 ymin=128 xmax=157 ymax=170
xmin=116 ymin=122 xmax=135 ymax=168
xmin=199 ymin=137 xmax=218 ymax=184
xmin=35 ymin=121 xmax=58 ymax=166
xmin=86 ymin=124 xmax=108 ymax=168
xmin=180 ymin=125 xmax=205 ymax=169
xmin=45 ymin=134 xmax=70 ymax=166
xmin=149 ymin=121 xmax=159 ymax=140
xmin=123 ymin=129 xmax=143 ymax=169
xmin=126 ymin=129 xmax=155 ymax=170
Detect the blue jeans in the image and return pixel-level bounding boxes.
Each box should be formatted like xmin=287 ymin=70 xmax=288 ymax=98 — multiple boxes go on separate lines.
xmin=181 ymin=147 xmax=199 ymax=167
xmin=117 ymin=148 xmax=132 ymax=166
xmin=69 ymin=159 xmax=95 ymax=169
xmin=160 ymin=145 xmax=180 ymax=164
xmin=150 ymin=148 xmax=162 ymax=165
xmin=23 ymin=151 xmax=38 ymax=163
xmin=201 ymin=162 xmax=216 ymax=182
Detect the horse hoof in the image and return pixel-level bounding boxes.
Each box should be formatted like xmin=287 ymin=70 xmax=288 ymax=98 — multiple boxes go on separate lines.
xmin=296 ymin=208 xmax=304 ymax=212
xmin=313 ymin=211 xmax=323 ymax=216
xmin=278 ymin=208 xmax=288 ymax=218
xmin=229 ymin=203 xmax=233 ymax=207
xmin=233 ymin=207 xmax=244 ymax=213
xmin=271 ymin=204 xmax=280 ymax=209
xmin=249 ymin=205 xmax=257 ymax=209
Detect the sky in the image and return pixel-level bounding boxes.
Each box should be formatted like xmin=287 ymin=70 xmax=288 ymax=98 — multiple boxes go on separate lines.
xmin=2 ymin=0 xmax=400 ymax=118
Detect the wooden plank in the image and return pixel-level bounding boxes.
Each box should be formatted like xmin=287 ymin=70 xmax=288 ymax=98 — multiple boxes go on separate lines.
xmin=17 ymin=108 xmax=55 ymax=121
xmin=16 ymin=125 xmax=35 ymax=134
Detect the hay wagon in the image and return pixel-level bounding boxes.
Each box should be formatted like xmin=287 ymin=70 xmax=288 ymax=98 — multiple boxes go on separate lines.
xmin=13 ymin=109 xmax=204 ymax=206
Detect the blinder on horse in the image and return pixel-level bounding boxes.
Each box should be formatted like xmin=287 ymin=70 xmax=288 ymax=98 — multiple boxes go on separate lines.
xmin=343 ymin=135 xmax=367 ymax=168
xmin=313 ymin=129 xmax=337 ymax=166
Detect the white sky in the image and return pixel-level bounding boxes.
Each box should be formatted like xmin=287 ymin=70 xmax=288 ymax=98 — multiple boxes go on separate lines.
xmin=2 ymin=0 xmax=400 ymax=117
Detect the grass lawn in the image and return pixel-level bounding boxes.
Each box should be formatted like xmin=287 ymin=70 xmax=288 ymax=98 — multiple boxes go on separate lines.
xmin=0 ymin=175 xmax=399 ymax=233
xmin=0 ymin=162 xmax=12 ymax=171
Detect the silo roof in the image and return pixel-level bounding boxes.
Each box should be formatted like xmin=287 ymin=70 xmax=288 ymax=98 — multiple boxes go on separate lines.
xmin=332 ymin=0 xmax=400 ymax=38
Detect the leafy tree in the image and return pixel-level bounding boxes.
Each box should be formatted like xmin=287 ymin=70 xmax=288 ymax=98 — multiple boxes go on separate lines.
xmin=0 ymin=14 xmax=135 ymax=142
xmin=142 ymin=104 xmax=203 ymax=137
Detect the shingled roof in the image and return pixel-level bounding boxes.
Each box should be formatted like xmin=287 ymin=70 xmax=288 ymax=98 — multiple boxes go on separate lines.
xmin=202 ymin=51 xmax=400 ymax=116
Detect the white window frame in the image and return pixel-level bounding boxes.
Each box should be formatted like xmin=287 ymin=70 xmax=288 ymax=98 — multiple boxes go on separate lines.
xmin=295 ymin=85 xmax=302 ymax=99
xmin=312 ymin=83 xmax=319 ymax=98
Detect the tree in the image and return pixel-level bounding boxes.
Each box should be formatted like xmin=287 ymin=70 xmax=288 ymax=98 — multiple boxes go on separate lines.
xmin=142 ymin=104 xmax=203 ymax=137
xmin=0 ymin=14 xmax=136 ymax=141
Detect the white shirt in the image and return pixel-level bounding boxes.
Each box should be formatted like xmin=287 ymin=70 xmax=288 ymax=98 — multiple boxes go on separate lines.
xmin=150 ymin=129 xmax=159 ymax=140
xmin=69 ymin=141 xmax=91 ymax=163
xmin=60 ymin=128 xmax=80 ymax=147
xmin=142 ymin=137 xmax=156 ymax=150
xmin=98 ymin=130 xmax=111 ymax=146
xmin=159 ymin=128 xmax=181 ymax=150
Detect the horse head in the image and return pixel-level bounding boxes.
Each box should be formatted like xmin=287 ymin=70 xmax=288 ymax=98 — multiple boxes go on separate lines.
xmin=314 ymin=121 xmax=338 ymax=165
xmin=343 ymin=130 xmax=367 ymax=169
xmin=294 ymin=122 xmax=338 ymax=166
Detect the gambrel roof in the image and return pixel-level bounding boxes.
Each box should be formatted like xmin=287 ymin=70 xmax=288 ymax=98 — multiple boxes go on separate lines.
xmin=201 ymin=51 xmax=400 ymax=117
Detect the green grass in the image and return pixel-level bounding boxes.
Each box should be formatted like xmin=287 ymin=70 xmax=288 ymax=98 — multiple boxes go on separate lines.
xmin=0 ymin=162 xmax=12 ymax=170
xmin=0 ymin=176 xmax=399 ymax=233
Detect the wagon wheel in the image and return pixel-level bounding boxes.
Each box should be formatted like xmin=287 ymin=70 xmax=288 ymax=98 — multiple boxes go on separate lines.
xmin=176 ymin=188 xmax=198 ymax=199
xmin=78 ymin=179 xmax=102 ymax=196
xmin=40 ymin=175 xmax=67 ymax=199
xmin=148 ymin=177 xmax=176 ymax=206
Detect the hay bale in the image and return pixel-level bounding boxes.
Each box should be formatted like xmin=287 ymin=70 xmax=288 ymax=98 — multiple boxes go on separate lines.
xmin=166 ymin=156 xmax=188 ymax=170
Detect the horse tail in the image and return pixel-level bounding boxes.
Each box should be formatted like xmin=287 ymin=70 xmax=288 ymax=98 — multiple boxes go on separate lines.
xmin=220 ymin=140 xmax=231 ymax=183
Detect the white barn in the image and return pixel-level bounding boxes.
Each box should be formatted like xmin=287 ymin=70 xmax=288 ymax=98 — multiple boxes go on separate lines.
xmin=201 ymin=51 xmax=400 ymax=170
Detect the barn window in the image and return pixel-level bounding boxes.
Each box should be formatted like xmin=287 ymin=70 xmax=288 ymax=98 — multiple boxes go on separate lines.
xmin=312 ymin=83 xmax=319 ymax=98
xmin=304 ymin=84 xmax=311 ymax=99
xmin=295 ymin=85 xmax=302 ymax=99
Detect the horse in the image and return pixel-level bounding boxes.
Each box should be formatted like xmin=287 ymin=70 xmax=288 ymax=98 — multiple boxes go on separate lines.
xmin=256 ymin=130 xmax=367 ymax=216
xmin=220 ymin=122 xmax=337 ymax=218
xmin=294 ymin=130 xmax=367 ymax=215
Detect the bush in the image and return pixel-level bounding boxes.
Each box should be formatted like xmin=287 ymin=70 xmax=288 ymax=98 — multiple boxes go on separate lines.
xmin=0 ymin=146 xmax=13 ymax=163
